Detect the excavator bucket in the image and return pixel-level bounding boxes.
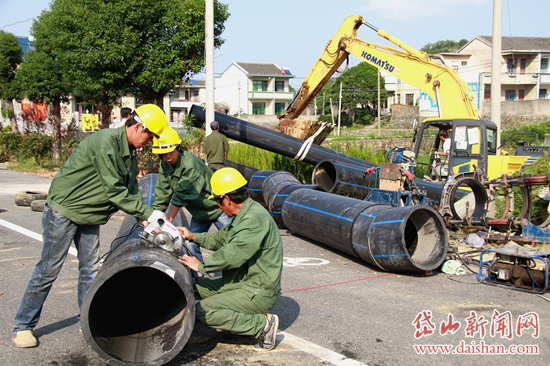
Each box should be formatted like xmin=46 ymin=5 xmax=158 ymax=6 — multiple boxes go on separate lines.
xmin=278 ymin=119 xmax=335 ymax=145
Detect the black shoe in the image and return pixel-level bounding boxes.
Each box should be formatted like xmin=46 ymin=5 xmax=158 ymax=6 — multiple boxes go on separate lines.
xmin=253 ymin=314 xmax=279 ymax=352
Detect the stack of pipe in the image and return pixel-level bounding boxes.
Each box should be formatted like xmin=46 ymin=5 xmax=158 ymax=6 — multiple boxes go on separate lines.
xmin=189 ymin=105 xmax=445 ymax=204
xmin=248 ymin=170 xmax=448 ymax=273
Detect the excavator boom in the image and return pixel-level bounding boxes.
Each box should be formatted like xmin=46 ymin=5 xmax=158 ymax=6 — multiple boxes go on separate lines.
xmin=279 ymin=15 xmax=480 ymax=121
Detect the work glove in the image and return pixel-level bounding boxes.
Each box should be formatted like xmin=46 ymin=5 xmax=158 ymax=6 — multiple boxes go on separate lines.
xmin=147 ymin=210 xmax=167 ymax=223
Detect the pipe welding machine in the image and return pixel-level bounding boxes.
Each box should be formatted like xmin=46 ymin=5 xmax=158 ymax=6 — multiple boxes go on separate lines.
xmin=478 ymin=246 xmax=550 ymax=294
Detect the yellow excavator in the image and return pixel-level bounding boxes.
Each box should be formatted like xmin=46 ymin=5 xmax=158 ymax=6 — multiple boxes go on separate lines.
xmin=278 ymin=15 xmax=537 ymax=181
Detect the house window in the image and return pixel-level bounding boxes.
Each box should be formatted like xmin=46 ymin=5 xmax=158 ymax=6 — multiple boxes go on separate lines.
xmin=253 ymin=80 xmax=268 ymax=92
xmin=275 ymin=102 xmax=285 ymax=114
xmin=461 ymin=61 xmax=467 ymax=66
xmin=192 ymin=90 xmax=199 ymax=102
xmin=541 ymin=59 xmax=548 ymax=73
xmin=520 ymin=59 xmax=526 ymax=74
xmin=540 ymin=89 xmax=547 ymax=99
xmin=507 ymin=58 xmax=516 ymax=73
xmin=275 ymin=81 xmax=285 ymax=92
xmin=518 ymin=90 xmax=525 ymax=100
xmin=484 ymin=88 xmax=491 ymax=101
xmin=406 ymin=93 xmax=414 ymax=105
xmin=252 ymin=102 xmax=266 ymax=115
xmin=505 ymin=90 xmax=516 ymax=101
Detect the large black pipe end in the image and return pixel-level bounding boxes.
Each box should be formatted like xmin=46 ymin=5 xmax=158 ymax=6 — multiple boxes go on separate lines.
xmin=312 ymin=160 xmax=375 ymax=199
xmin=312 ymin=160 xmax=337 ymax=192
xmin=353 ymin=205 xmax=448 ymax=273
xmin=82 ymin=243 xmax=195 ymax=365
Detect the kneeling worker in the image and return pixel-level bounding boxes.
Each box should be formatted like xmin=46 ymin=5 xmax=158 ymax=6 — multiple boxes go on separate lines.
xmin=152 ymin=127 xmax=232 ymax=261
xmin=178 ymin=168 xmax=283 ymax=351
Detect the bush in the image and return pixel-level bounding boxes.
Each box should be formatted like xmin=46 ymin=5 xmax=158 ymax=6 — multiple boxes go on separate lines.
xmin=0 ymin=131 xmax=23 ymax=162
xmin=20 ymin=134 xmax=53 ymax=164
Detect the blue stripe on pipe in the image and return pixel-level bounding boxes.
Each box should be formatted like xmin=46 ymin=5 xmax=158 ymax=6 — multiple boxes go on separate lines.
xmin=372 ymin=219 xmax=405 ymax=225
xmin=285 ymin=201 xmax=354 ymax=222
xmin=273 ymin=211 xmax=282 ymax=214
xmin=147 ymin=174 xmax=154 ymax=206
xmin=336 ymin=180 xmax=366 ymax=188
xmin=276 ymin=194 xmax=290 ymax=197
xmin=373 ymin=253 xmax=408 ymax=257
xmin=351 ymin=241 xmax=369 ymax=250
xmin=251 ymin=175 xmax=269 ymax=179
xmin=335 ymin=162 xmax=369 ymax=171
xmin=359 ymin=213 xmax=376 ymax=218
xmin=133 ymin=250 xmax=140 ymax=261
xmin=249 ymin=188 xmax=262 ymax=191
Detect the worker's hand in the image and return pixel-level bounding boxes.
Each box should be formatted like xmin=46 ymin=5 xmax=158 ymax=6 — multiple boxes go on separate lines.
xmin=179 ymin=254 xmax=200 ymax=272
xmin=147 ymin=210 xmax=167 ymax=224
xmin=177 ymin=226 xmax=195 ymax=241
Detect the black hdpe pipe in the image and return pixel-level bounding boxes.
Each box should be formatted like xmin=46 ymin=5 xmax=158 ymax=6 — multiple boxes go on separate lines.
xmin=189 ymin=105 xmax=444 ymax=203
xmin=281 ymin=188 xmax=448 ymax=273
xmin=82 ymin=174 xmax=195 ymax=366
xmin=312 ymin=160 xmax=446 ymax=204
xmin=259 ymin=170 xmax=321 ymax=228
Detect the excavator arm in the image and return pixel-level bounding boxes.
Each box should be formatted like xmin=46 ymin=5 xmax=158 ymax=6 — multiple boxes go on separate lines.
xmin=278 ymin=15 xmax=480 ymax=121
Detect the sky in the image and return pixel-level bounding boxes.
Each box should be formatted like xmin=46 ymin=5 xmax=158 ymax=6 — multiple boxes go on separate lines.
xmin=1 ymin=0 xmax=549 ymax=89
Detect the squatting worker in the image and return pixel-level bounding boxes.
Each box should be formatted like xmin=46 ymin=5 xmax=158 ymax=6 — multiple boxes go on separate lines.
xmin=178 ymin=168 xmax=283 ymax=351
xmin=203 ymin=120 xmax=229 ymax=172
xmin=11 ymin=104 xmax=169 ymax=348
xmin=152 ymin=127 xmax=232 ymax=262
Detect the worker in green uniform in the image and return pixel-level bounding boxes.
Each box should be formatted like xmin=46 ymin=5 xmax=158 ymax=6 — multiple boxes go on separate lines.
xmin=152 ymin=127 xmax=232 ymax=262
xmin=203 ymin=120 xmax=230 ymax=172
xmin=12 ymin=104 xmax=168 ymax=348
xmin=178 ymin=167 xmax=283 ymax=352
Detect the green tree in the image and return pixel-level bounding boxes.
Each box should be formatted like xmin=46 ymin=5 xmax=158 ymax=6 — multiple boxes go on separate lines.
xmin=420 ymin=39 xmax=468 ymax=54
xmin=0 ymin=30 xmax=23 ymax=132
xmin=34 ymin=0 xmax=229 ymax=128
xmin=16 ymin=7 xmax=74 ymax=161
xmin=335 ymin=62 xmax=387 ymax=125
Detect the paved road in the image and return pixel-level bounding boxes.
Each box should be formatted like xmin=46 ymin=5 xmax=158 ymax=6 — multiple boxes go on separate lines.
xmin=0 ymin=169 xmax=549 ymax=366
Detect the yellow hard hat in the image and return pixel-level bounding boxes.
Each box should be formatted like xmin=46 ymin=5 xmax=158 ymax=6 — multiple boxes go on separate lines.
xmin=209 ymin=167 xmax=248 ymax=199
xmin=152 ymin=127 xmax=182 ymax=154
xmin=134 ymin=104 xmax=167 ymax=138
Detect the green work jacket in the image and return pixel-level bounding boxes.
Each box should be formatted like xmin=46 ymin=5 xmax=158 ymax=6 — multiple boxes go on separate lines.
xmin=194 ymin=198 xmax=283 ymax=298
xmin=153 ymin=151 xmax=222 ymax=221
xmin=47 ymin=127 xmax=153 ymax=225
xmin=203 ymin=131 xmax=229 ymax=165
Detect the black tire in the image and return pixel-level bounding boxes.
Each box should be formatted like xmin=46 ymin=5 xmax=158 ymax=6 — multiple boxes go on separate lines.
xmin=30 ymin=199 xmax=47 ymax=212
xmin=14 ymin=191 xmax=48 ymax=207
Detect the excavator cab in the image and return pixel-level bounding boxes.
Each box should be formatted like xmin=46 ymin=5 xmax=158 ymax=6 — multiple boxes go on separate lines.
xmin=414 ymin=118 xmax=496 ymax=181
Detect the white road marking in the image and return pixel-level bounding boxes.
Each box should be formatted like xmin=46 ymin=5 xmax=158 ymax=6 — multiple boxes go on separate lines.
xmin=0 ymin=218 xmax=78 ymax=256
xmin=0 ymin=218 xmax=367 ymax=365
xmin=278 ymin=331 xmax=368 ymax=366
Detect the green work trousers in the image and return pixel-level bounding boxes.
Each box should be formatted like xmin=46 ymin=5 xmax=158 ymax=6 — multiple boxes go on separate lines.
xmin=195 ymin=277 xmax=277 ymax=337
xmin=208 ymin=162 xmax=225 ymax=172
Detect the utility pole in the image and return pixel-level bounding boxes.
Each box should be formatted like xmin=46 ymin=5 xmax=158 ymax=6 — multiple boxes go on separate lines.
xmin=337 ymin=82 xmax=342 ymax=136
xmin=205 ymin=0 xmax=214 ymax=136
xmin=491 ymin=0 xmax=502 ymax=154
xmin=377 ymin=69 xmax=381 ymax=137
xmin=237 ymin=81 xmax=241 ymax=118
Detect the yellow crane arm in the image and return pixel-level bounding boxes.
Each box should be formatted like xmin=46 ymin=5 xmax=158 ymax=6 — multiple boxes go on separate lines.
xmin=279 ymin=15 xmax=479 ymax=120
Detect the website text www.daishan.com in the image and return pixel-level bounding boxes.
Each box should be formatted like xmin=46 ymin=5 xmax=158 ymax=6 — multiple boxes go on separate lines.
xmin=412 ymin=309 xmax=540 ymax=355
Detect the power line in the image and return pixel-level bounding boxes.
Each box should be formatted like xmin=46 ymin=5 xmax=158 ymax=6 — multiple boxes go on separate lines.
xmin=0 ymin=18 xmax=35 ymax=30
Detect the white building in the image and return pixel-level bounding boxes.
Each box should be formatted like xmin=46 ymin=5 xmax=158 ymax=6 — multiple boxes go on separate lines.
xmin=215 ymin=62 xmax=294 ymax=116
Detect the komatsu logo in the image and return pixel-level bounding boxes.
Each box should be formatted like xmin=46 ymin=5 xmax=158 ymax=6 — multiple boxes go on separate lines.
xmin=361 ymin=51 xmax=400 ymax=73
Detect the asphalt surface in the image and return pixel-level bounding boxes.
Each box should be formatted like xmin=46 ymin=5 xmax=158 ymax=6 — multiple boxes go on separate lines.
xmin=0 ymin=168 xmax=549 ymax=366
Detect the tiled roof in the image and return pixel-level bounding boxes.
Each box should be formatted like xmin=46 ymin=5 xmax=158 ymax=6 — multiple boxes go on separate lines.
xmin=235 ymin=62 xmax=292 ymax=76
xmin=477 ymin=36 xmax=550 ymax=51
